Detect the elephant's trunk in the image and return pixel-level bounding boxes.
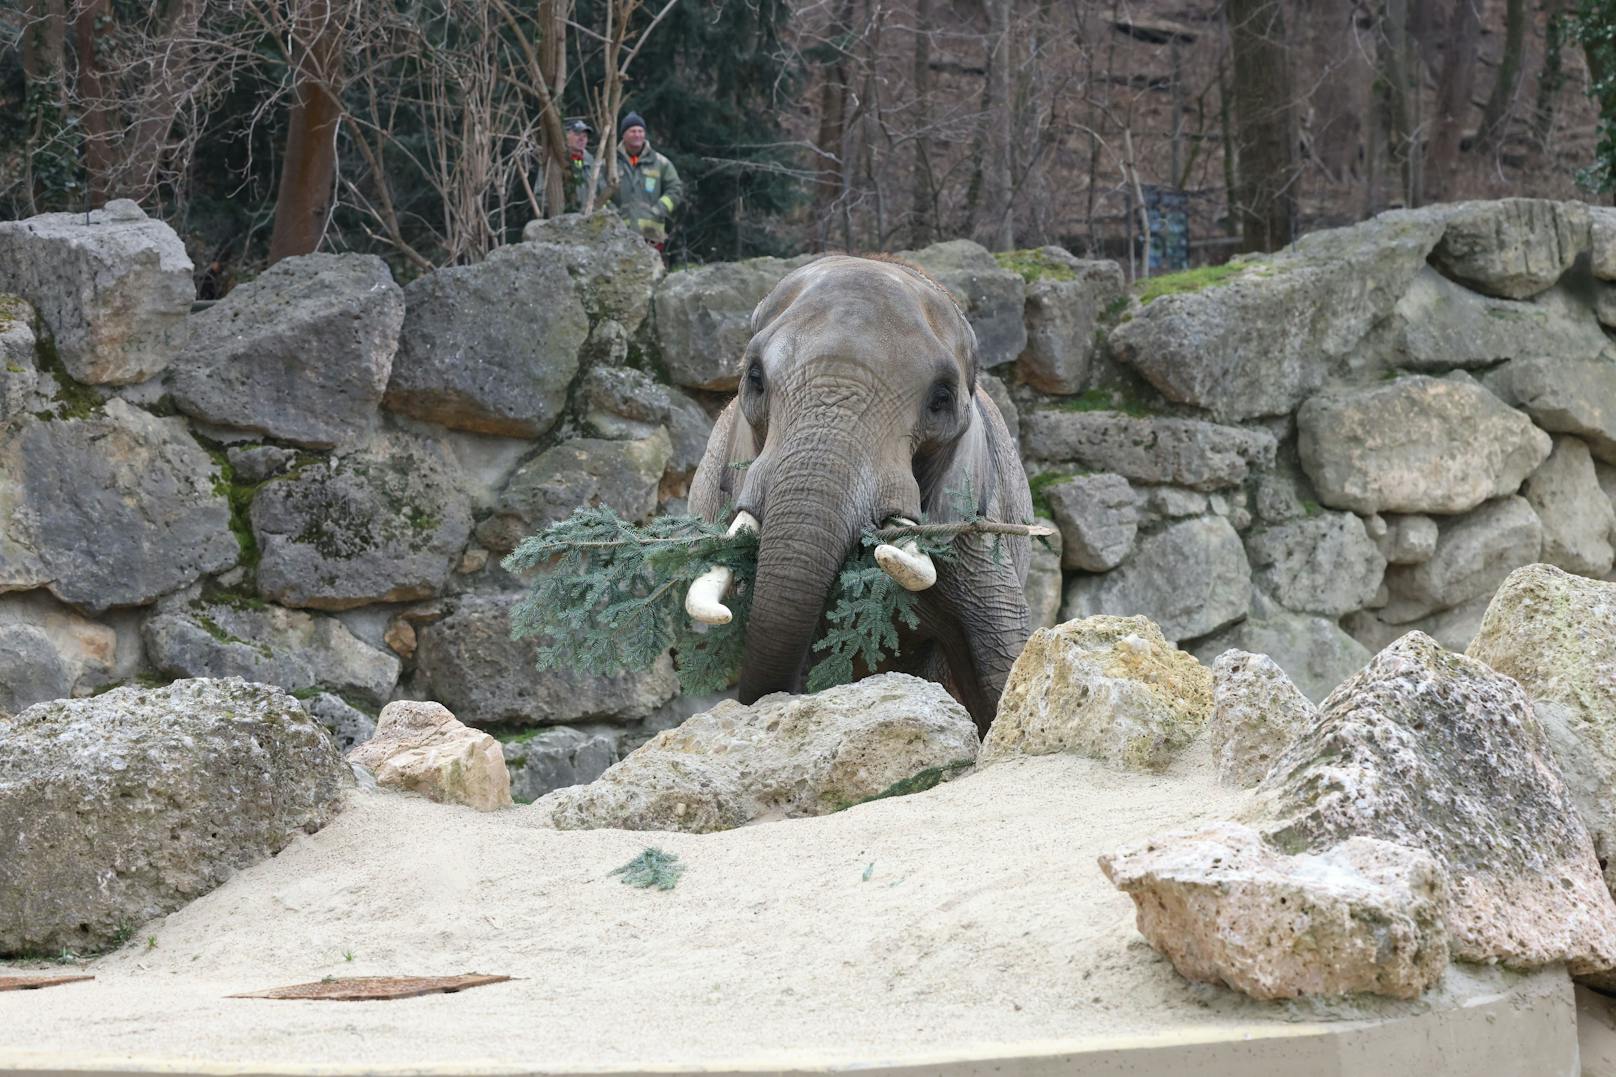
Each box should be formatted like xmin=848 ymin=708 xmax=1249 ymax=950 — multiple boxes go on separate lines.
xmin=736 ymin=449 xmax=869 ymax=704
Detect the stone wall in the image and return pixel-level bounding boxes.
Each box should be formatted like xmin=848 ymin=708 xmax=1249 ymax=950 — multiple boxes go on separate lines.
xmin=3 ymin=197 xmax=1613 ymax=798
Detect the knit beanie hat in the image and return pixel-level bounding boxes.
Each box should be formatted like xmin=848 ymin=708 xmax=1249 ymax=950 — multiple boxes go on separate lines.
xmin=620 ymin=111 xmax=647 ymax=136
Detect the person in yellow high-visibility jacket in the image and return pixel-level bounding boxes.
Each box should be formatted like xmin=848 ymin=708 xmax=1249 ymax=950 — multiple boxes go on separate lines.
xmin=611 ymin=112 xmax=683 ymax=249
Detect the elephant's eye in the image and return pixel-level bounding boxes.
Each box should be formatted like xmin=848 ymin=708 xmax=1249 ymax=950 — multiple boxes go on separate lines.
xmin=745 ymin=361 xmax=765 ymax=393
xmin=927 ymin=382 xmax=955 ymax=415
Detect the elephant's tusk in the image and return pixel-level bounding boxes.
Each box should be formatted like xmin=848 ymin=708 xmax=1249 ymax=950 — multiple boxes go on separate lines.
xmin=875 ymin=518 xmax=937 ymax=592
xmin=685 ymin=511 xmax=759 ymax=625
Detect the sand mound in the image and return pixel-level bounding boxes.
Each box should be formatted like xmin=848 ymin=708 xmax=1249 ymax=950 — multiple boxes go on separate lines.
xmin=0 ymin=750 xmax=1562 ymax=1072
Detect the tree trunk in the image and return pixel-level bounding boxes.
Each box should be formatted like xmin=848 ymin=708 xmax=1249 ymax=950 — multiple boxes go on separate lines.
xmin=978 ymin=0 xmax=1014 ymax=251
xmin=1536 ymin=0 xmax=1572 ymax=143
xmin=268 ymin=0 xmax=344 ymax=262
xmin=22 ymin=0 xmax=67 ymax=214
xmin=73 ymin=0 xmax=115 ymax=205
xmin=909 ymin=0 xmax=935 ymax=247
xmin=1426 ymin=0 xmax=1480 ymax=200
xmin=1229 ymin=0 xmax=1297 ymax=251
xmin=1298 ymin=0 xmax=1370 ymax=186
xmin=1477 ymin=0 xmax=1525 ymax=149
xmin=538 ymin=0 xmax=568 ymax=217
xmin=811 ymin=0 xmax=856 ymax=250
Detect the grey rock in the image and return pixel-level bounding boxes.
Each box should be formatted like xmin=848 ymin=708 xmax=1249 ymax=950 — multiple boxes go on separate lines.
xmin=0 ymin=301 xmax=43 ymax=424
xmin=1379 ymin=496 xmax=1544 ymax=623
xmin=0 ymin=399 xmax=238 ymax=613
xmin=0 ymin=200 xmax=193 ymax=384
xmin=303 ymin=692 xmax=376 ymax=752
xmin=1022 ymin=409 xmax=1277 ymax=491
xmin=1111 ymin=208 xmax=1446 ymax=420
xmin=412 ymin=592 xmax=678 ymax=728
xmin=501 ymin=726 xmax=622 ymax=803
xmin=978 ymin=371 xmax=1019 ymax=447
xmin=1207 ymin=651 xmax=1317 ymax=788
xmin=1523 ymin=435 xmax=1616 ymax=577
xmin=383 ymin=245 xmax=587 ymax=438
xmin=226 ymin=444 xmax=301 ymax=484
xmin=579 ymin=366 xmax=713 ymax=479
xmin=900 ymin=239 xmax=1027 ymax=368
xmin=1343 ymin=595 xmax=1494 ymax=655
xmin=519 ymin=212 xmax=664 ymax=333
xmin=1062 ymin=515 xmax=1251 ymax=642
xmin=1257 ymin=632 xmax=1616 ymax=979
xmin=1191 ymin=592 xmax=1371 ymax=703
xmin=1133 ymin=485 xmax=1210 ymax=526
xmin=142 ymin=593 xmax=401 ymax=707
xmin=1023 ymin=516 xmax=1063 ymax=631
xmin=171 ymin=254 xmax=403 ymax=449
xmin=0 ymin=624 xmax=72 ymax=714
xmin=532 ymin=674 xmax=978 ymax=833
xmin=1013 ymin=253 xmax=1125 ymax=393
xmin=252 ymin=431 xmax=474 ymax=610
xmin=1390 ymin=268 xmax=1611 ymax=371
xmin=1245 ymin=511 xmax=1386 ymax=616
xmin=0 ymin=678 xmax=350 ymax=956
xmin=1044 ymin=472 xmax=1136 ymax=571
xmin=1431 ymin=198 xmax=1589 ymax=299
xmin=1486 ymin=355 xmax=1616 ymax=463
xmin=1592 ymin=206 xmax=1616 ymax=280
xmin=1379 ymin=514 xmax=1440 ymax=565
xmin=475 ymin=429 xmax=671 ymax=554
xmin=1598 ymin=281 xmax=1616 ymax=330
xmin=1100 ymin=822 xmax=1449 ymax=1001
xmin=1298 ymin=374 xmax=1552 ymax=515
xmin=652 ymin=255 xmax=811 ymax=389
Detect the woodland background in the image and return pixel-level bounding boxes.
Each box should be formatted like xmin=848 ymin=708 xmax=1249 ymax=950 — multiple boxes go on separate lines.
xmin=4 ymin=0 xmax=1615 ymax=284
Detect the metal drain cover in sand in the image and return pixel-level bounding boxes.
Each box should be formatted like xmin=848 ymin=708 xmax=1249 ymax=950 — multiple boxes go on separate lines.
xmin=0 ymin=975 xmax=94 ymax=992
xmin=231 ymin=974 xmax=511 ymax=1001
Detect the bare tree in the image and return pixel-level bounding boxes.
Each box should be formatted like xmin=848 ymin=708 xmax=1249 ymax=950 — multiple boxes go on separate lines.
xmin=1426 ymin=0 xmax=1480 ymax=200
xmin=268 ymin=0 xmax=345 ymax=261
xmin=1229 ymin=0 xmax=1298 ymax=250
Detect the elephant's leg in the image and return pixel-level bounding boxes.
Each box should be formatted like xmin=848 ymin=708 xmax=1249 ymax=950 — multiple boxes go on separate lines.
xmin=925 ymin=550 xmax=1032 ymax=736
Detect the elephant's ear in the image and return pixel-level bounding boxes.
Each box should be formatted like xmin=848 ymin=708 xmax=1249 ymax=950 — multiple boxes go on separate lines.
xmin=688 ymin=400 xmax=760 ymax=523
xmin=918 ymin=388 xmax=1007 ymax=524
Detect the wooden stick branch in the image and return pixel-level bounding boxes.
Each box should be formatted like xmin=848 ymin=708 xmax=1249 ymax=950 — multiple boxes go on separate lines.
xmin=531 ymin=518 xmax=1053 ymax=551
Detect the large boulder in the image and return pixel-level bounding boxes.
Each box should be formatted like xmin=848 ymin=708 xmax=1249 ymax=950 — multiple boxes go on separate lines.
xmin=170 ymin=253 xmax=403 ymax=449
xmin=1042 ymin=472 xmax=1136 ymax=571
xmin=1390 ymin=268 xmax=1612 ymax=371
xmin=1379 ymin=496 xmax=1543 ymax=623
xmin=1190 ymin=592 xmax=1370 ymax=704
xmin=1375 ymin=513 xmax=1440 ymax=565
xmin=0 ymin=678 xmax=350 ymax=956
xmin=1257 ymin=632 xmax=1616 ymax=979
xmin=578 ymin=366 xmax=713 ymax=481
xmin=1297 ymin=373 xmax=1551 ymax=515
xmin=901 ymin=240 xmax=1027 ymax=368
xmin=1011 ymin=251 xmax=1124 ymax=393
xmin=531 ymin=674 xmax=978 ymax=832
xmin=1243 ymin=511 xmax=1386 ymax=616
xmin=1468 ymin=565 xmax=1616 ymax=896
xmin=475 ymin=430 xmax=671 ymax=553
xmin=501 ymin=725 xmax=622 ymax=803
xmin=1022 ymin=409 xmax=1277 ymax=491
xmin=348 ymin=700 xmax=512 ymax=812
xmin=1207 ymin=650 xmax=1317 ymax=787
xmin=519 ymin=211 xmax=664 ymax=333
xmin=142 ymin=592 xmax=401 ymax=707
xmin=652 ymin=255 xmax=809 ymax=389
xmin=382 ymin=245 xmax=588 ymax=438
xmin=303 ymin=692 xmax=375 ymax=753
xmin=1486 ymin=355 xmax=1616 ymax=464
xmin=0 ymin=300 xmax=45 ymax=424
xmin=251 ymin=431 xmax=474 ymax=610
xmin=1522 ymin=435 xmax=1616 ymax=577
xmin=1022 ymin=517 xmax=1064 ymax=632
xmin=1100 ymin=822 xmax=1449 ymax=1001
xmin=1430 ymin=198 xmax=1589 ymax=299
xmin=0 ymin=400 xmax=237 ymax=613
xmin=1062 ymin=515 xmax=1251 ymax=642
xmin=1110 ymin=208 xmax=1446 ymax=420
xmin=0 ymin=200 xmax=192 ymax=384
xmin=0 ymin=591 xmax=118 ymax=710
xmin=411 ymin=592 xmax=678 ymax=728
xmin=984 ymin=615 xmax=1212 ymax=770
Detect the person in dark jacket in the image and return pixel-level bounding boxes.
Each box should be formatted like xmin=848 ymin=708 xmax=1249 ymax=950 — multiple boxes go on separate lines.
xmin=611 ymin=111 xmax=683 ymax=247
xmin=562 ymin=118 xmax=602 ymax=213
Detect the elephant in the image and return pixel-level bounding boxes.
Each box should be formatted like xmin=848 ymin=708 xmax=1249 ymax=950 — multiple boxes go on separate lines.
xmin=686 ymin=254 xmax=1034 ymax=733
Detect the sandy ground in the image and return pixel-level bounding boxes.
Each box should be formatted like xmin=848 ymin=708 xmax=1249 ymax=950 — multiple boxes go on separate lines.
xmin=0 ymin=749 xmax=1544 ymax=1072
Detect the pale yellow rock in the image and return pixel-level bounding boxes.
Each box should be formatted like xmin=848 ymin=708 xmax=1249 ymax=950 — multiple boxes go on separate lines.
xmin=347 ymin=700 xmax=512 ymax=811
xmin=983 ymin=614 xmax=1212 ymax=770
xmin=1100 ymin=821 xmax=1450 ymax=1001
xmin=1207 ymin=650 xmax=1318 ymax=787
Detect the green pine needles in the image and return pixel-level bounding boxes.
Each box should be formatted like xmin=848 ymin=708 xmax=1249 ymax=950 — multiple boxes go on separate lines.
xmin=610 ymin=847 xmax=685 ymax=890
xmin=502 ymin=504 xmax=1044 ymax=696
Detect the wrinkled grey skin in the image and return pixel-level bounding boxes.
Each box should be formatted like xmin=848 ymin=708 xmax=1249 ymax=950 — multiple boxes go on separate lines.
xmin=690 ymin=255 xmax=1033 ymax=732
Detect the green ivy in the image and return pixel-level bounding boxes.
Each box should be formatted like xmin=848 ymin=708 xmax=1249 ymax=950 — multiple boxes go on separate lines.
xmin=1572 ymin=0 xmax=1616 ymax=193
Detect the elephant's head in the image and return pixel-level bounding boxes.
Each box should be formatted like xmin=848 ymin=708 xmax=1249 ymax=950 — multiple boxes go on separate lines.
xmin=687 ymin=255 xmax=1031 ymax=720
